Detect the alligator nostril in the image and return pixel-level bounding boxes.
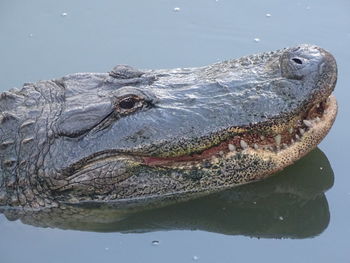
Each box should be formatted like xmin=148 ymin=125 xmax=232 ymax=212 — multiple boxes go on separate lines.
xmin=291 ymin=58 xmax=303 ymax=65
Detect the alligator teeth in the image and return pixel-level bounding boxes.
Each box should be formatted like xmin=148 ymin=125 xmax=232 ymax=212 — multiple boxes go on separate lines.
xmin=211 ymin=156 xmax=219 ymax=164
xmin=315 ymin=117 xmax=321 ymax=123
xmin=260 ymin=135 xmax=265 ymax=140
xmin=288 ymin=127 xmax=294 ymax=134
xmin=274 ymin=134 xmax=281 ymax=146
xmin=299 ymin=128 xmax=305 ymax=135
xmin=303 ymin=119 xmax=312 ymax=127
xmin=282 ymin=143 xmax=288 ymax=149
xmin=240 ymin=140 xmax=248 ymax=149
xmin=316 ymin=103 xmax=320 ymax=108
xmin=228 ymin=144 xmax=236 ymax=152
xmin=295 ymin=134 xmax=300 ymax=140
xmin=291 ymin=139 xmax=295 ymax=144
xmin=219 ymin=151 xmax=224 ymax=156
xmin=253 ymin=144 xmax=259 ymax=150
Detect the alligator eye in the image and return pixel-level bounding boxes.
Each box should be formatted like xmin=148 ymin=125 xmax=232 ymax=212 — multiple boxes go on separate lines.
xmin=291 ymin=58 xmax=303 ymax=65
xmin=119 ymin=97 xmax=137 ymax=109
xmin=115 ymin=95 xmax=145 ymax=114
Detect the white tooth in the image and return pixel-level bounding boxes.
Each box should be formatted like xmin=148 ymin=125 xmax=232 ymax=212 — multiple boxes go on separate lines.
xmin=291 ymin=139 xmax=295 ymax=144
xmin=260 ymin=135 xmax=265 ymax=140
xmin=274 ymin=134 xmax=281 ymax=146
xmin=288 ymin=127 xmax=294 ymax=134
xmin=299 ymin=128 xmax=305 ymax=135
xmin=282 ymin=143 xmax=288 ymax=149
xmin=315 ymin=117 xmax=321 ymax=123
xmin=219 ymin=151 xmax=224 ymax=156
xmin=228 ymin=144 xmax=236 ymax=152
xmin=253 ymin=144 xmax=259 ymax=150
xmin=295 ymin=134 xmax=300 ymax=140
xmin=211 ymin=156 xmax=219 ymax=164
xmin=240 ymin=139 xmax=248 ymax=149
xmin=303 ymin=119 xmax=312 ymax=127
xmin=316 ymin=103 xmax=320 ymax=108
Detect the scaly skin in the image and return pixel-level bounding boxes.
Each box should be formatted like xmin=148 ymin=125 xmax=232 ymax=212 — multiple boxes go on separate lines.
xmin=0 ymin=44 xmax=337 ymax=209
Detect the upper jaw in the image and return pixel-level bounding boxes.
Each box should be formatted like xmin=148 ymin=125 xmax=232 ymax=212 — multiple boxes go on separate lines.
xmin=142 ymin=46 xmax=338 ymax=166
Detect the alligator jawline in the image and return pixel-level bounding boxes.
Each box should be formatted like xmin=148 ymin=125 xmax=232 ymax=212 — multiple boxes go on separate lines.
xmin=142 ymin=95 xmax=335 ymax=167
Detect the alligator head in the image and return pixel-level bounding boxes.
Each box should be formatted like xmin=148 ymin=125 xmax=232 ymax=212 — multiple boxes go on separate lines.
xmin=0 ymin=44 xmax=337 ymax=208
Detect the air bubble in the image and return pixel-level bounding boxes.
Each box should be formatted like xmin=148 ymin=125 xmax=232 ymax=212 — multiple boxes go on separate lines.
xmin=152 ymin=240 xmax=160 ymax=246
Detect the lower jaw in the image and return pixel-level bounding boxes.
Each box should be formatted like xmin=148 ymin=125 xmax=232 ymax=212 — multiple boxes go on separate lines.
xmin=143 ymin=95 xmax=337 ymax=171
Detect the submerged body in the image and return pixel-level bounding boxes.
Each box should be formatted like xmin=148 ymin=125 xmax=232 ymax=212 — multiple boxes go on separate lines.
xmin=0 ymin=44 xmax=337 ymax=209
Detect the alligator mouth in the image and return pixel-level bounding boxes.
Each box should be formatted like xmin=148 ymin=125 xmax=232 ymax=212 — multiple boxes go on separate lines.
xmin=142 ymin=94 xmax=337 ymax=168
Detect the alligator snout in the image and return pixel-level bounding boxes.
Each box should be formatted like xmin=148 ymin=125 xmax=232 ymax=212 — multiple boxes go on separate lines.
xmin=280 ymin=45 xmax=336 ymax=83
xmin=279 ymin=45 xmax=337 ymax=109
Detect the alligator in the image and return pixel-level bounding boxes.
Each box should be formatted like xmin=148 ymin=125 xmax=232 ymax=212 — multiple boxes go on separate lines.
xmin=0 ymin=44 xmax=337 ymax=209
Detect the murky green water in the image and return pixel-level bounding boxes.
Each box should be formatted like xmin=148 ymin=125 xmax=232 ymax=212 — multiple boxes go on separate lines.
xmin=1 ymin=0 xmax=349 ymax=262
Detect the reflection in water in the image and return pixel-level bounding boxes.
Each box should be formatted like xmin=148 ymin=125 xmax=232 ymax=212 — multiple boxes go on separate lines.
xmin=1 ymin=148 xmax=333 ymax=239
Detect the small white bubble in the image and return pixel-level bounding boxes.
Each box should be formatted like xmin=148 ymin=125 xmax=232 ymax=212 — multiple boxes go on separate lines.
xmin=61 ymin=12 xmax=68 ymax=17
xmin=104 ymin=247 xmax=109 ymax=251
xmin=253 ymin=201 xmax=257 ymax=205
xmin=279 ymin=216 xmax=284 ymax=221
xmin=320 ymin=167 xmax=323 ymax=170
xmin=306 ymin=6 xmax=311 ymax=10
xmin=29 ymin=33 xmax=33 ymax=38
xmin=152 ymin=240 xmax=160 ymax=246
xmin=193 ymin=255 xmax=199 ymax=261
xmin=265 ymin=13 xmax=271 ymax=17
xmin=254 ymin=38 xmax=261 ymax=43
xmin=173 ymin=7 xmax=181 ymax=12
